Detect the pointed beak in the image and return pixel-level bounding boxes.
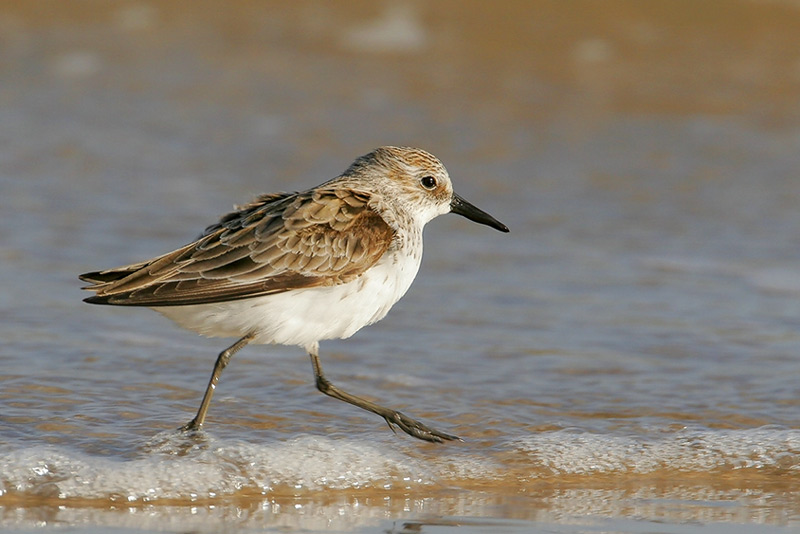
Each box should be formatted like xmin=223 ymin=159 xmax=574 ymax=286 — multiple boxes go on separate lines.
xmin=450 ymin=193 xmax=509 ymax=232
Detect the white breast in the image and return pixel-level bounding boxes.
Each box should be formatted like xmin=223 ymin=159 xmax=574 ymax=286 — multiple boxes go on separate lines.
xmin=153 ymin=244 xmax=423 ymax=350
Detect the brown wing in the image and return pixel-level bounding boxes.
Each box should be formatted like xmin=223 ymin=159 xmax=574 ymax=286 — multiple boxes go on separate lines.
xmin=80 ymin=189 xmax=395 ymax=306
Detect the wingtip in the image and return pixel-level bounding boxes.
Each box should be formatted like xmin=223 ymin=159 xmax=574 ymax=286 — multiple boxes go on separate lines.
xmin=82 ymin=294 xmax=107 ymax=305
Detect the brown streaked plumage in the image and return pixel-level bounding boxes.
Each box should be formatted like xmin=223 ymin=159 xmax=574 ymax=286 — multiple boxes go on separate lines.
xmin=80 ymin=146 xmax=509 ymax=443
xmin=81 ymin=189 xmax=394 ymax=306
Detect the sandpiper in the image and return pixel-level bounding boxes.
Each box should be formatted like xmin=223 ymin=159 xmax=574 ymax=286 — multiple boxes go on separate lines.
xmin=80 ymin=146 xmax=509 ymax=443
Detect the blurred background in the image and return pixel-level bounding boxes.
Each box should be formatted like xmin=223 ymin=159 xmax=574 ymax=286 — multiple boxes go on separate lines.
xmin=4 ymin=0 xmax=800 ymax=279
xmin=2 ymin=1 xmax=800 ymax=533
xmin=4 ymin=0 xmax=800 ymax=241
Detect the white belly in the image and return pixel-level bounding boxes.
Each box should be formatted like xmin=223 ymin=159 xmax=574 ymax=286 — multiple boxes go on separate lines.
xmin=153 ymin=248 xmax=422 ymax=350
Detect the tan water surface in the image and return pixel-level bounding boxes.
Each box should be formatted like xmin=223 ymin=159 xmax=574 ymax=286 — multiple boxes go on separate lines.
xmin=2 ymin=1 xmax=800 ymax=532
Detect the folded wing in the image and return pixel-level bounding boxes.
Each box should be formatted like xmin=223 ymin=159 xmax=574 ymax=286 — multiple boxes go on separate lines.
xmin=80 ymin=189 xmax=395 ymax=306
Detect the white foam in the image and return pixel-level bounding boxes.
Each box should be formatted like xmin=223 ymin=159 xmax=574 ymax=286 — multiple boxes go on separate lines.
xmin=511 ymin=426 xmax=800 ymax=476
xmin=0 ymin=434 xmax=436 ymax=501
xmin=2 ymin=427 xmax=798 ymax=502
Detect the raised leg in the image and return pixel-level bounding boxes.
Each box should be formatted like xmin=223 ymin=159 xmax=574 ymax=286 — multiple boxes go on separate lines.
xmin=308 ymin=347 xmax=461 ymax=443
xmin=180 ymin=333 xmax=255 ymax=432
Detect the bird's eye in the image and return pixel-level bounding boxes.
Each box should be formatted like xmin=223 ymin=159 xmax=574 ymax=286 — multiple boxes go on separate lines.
xmin=420 ymin=176 xmax=437 ymax=190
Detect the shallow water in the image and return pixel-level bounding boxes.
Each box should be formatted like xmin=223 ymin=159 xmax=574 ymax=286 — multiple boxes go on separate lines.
xmin=2 ymin=1 xmax=800 ymax=532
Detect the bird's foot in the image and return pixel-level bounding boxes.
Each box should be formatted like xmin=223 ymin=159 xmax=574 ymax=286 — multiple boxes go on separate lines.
xmin=383 ymin=410 xmax=461 ymax=443
xmin=178 ymin=418 xmax=203 ymax=434
xmin=141 ymin=422 xmax=210 ymax=456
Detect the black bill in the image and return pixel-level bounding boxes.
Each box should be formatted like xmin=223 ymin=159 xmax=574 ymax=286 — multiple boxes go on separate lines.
xmin=450 ymin=193 xmax=509 ymax=232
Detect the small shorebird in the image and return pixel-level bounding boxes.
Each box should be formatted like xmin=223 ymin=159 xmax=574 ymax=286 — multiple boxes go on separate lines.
xmin=80 ymin=146 xmax=508 ymax=443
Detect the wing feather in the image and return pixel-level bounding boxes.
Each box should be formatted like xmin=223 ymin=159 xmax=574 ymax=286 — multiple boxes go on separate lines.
xmin=80 ymin=189 xmax=395 ymax=306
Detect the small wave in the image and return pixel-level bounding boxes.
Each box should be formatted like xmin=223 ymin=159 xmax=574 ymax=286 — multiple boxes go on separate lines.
xmin=748 ymin=267 xmax=800 ymax=295
xmin=642 ymin=256 xmax=800 ymax=296
xmin=2 ymin=426 xmax=798 ymax=504
xmin=0 ymin=434 xmax=441 ymax=503
xmin=510 ymin=426 xmax=800 ymax=476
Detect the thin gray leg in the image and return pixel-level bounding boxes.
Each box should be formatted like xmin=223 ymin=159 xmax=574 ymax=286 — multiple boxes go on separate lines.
xmin=308 ymin=348 xmax=460 ymax=443
xmin=181 ymin=333 xmax=255 ymax=432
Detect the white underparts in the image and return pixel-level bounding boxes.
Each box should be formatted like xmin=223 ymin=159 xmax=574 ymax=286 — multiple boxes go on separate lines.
xmin=153 ymin=245 xmax=422 ymax=350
